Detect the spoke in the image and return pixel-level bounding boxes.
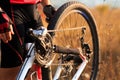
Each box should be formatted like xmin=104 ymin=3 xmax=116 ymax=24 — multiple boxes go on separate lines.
xmin=48 ymin=26 xmax=86 ymax=32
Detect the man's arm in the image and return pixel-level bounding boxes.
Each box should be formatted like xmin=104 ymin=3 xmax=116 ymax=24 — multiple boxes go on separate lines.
xmin=0 ymin=7 xmax=14 ymax=43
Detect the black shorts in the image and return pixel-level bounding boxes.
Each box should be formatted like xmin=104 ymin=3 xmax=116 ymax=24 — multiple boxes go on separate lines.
xmin=1 ymin=4 xmax=43 ymax=68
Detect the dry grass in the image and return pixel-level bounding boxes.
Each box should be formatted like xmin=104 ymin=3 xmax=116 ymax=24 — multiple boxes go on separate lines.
xmin=92 ymin=5 xmax=120 ymax=80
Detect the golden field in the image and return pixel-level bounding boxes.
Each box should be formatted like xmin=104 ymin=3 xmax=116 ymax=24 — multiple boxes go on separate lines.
xmin=92 ymin=5 xmax=120 ymax=80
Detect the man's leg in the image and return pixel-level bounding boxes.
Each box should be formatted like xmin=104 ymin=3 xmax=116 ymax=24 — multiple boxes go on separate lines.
xmin=0 ymin=66 xmax=20 ymax=80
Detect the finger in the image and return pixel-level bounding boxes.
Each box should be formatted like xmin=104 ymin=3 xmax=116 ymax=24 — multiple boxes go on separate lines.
xmin=0 ymin=25 xmax=14 ymax=43
xmin=10 ymin=25 xmax=14 ymax=35
xmin=5 ymin=31 xmax=12 ymax=41
xmin=5 ymin=25 xmax=14 ymax=41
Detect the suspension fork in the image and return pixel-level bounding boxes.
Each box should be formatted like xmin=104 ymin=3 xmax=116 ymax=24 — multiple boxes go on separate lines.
xmin=16 ymin=43 xmax=37 ymax=80
xmin=16 ymin=43 xmax=42 ymax=80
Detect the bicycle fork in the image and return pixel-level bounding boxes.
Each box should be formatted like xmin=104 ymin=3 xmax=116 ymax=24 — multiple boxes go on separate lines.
xmin=16 ymin=43 xmax=42 ymax=80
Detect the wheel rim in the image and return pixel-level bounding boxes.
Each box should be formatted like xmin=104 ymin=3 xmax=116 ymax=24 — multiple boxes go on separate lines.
xmin=50 ymin=9 xmax=98 ymax=80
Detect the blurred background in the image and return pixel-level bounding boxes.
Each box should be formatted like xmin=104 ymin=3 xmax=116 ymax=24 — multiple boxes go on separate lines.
xmin=48 ymin=0 xmax=120 ymax=80
xmin=51 ymin=0 xmax=120 ymax=8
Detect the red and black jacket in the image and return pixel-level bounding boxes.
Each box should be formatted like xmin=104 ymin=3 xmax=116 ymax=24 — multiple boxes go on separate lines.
xmin=0 ymin=0 xmax=42 ymax=18
xmin=0 ymin=0 xmax=42 ymax=32
xmin=10 ymin=0 xmax=42 ymax=4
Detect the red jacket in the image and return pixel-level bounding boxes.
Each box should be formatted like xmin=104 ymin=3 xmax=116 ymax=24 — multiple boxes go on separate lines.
xmin=10 ymin=0 xmax=42 ymax=4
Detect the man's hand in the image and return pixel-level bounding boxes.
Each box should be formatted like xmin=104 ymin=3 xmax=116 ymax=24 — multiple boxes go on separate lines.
xmin=0 ymin=25 xmax=14 ymax=43
xmin=43 ymin=5 xmax=56 ymax=22
xmin=0 ymin=8 xmax=14 ymax=43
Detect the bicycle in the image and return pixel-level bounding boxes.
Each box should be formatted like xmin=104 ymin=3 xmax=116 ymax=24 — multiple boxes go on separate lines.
xmin=16 ymin=1 xmax=99 ymax=80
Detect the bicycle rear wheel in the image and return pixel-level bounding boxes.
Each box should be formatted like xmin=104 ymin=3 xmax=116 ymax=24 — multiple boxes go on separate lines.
xmin=48 ymin=1 xmax=99 ymax=80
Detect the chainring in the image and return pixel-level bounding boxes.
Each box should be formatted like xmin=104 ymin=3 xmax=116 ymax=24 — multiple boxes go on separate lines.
xmin=35 ymin=33 xmax=56 ymax=67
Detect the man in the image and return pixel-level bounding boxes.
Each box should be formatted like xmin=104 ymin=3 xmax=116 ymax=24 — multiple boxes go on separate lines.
xmin=0 ymin=0 xmax=55 ymax=80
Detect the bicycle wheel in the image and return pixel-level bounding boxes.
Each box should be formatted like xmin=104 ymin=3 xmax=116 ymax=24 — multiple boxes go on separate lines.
xmin=48 ymin=1 xmax=99 ymax=80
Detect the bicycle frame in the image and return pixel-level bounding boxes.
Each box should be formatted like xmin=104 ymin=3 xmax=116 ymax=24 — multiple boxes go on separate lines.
xmin=16 ymin=43 xmax=36 ymax=80
xmin=16 ymin=43 xmax=88 ymax=80
xmin=53 ymin=50 xmax=88 ymax=80
xmin=16 ymin=28 xmax=51 ymax=80
xmin=16 ymin=28 xmax=88 ymax=80
xmin=53 ymin=61 xmax=88 ymax=80
xmin=72 ymin=60 xmax=88 ymax=80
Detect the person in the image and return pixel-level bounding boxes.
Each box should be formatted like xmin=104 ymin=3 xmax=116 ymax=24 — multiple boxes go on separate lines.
xmin=0 ymin=0 xmax=55 ymax=80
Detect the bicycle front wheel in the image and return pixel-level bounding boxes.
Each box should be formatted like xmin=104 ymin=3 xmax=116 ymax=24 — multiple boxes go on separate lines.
xmin=48 ymin=1 xmax=99 ymax=80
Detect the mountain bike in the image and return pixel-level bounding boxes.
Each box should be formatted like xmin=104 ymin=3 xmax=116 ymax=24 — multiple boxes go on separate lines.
xmin=16 ymin=1 xmax=99 ymax=80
